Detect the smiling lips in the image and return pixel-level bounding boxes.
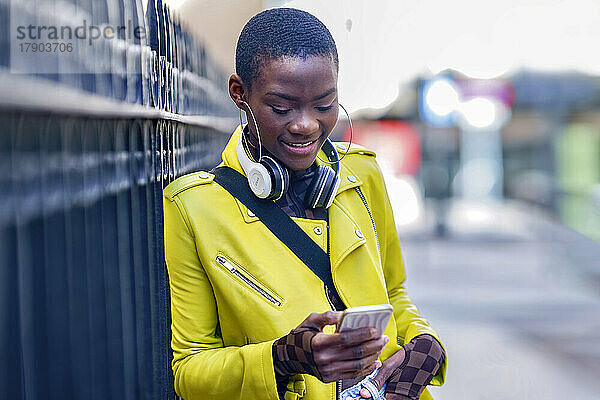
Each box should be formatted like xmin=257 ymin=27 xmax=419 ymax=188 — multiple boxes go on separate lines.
xmin=281 ymin=138 xmax=320 ymax=156
xmin=284 ymin=139 xmax=316 ymax=148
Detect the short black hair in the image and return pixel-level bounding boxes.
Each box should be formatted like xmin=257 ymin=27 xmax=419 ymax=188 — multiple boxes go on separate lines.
xmin=235 ymin=8 xmax=338 ymax=90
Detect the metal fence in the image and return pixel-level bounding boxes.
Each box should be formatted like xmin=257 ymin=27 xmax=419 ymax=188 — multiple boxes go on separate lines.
xmin=0 ymin=0 xmax=236 ymax=398
xmin=0 ymin=112 xmax=232 ymax=400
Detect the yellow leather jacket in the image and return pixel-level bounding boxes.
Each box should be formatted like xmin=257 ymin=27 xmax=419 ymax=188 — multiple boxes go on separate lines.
xmin=163 ymin=126 xmax=446 ymax=400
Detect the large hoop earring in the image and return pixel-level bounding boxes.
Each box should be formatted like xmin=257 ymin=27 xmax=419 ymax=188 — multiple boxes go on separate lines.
xmin=238 ymin=106 xmax=246 ymax=128
xmin=316 ymin=103 xmax=353 ymax=164
xmin=240 ymin=100 xmax=263 ymax=163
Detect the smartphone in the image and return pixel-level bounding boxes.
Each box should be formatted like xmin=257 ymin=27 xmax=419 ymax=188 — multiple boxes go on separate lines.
xmin=336 ymin=304 xmax=393 ymax=336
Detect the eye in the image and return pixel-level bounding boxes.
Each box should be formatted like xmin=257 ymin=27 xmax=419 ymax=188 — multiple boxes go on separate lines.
xmin=316 ymin=104 xmax=334 ymax=112
xmin=271 ymin=106 xmax=291 ymax=115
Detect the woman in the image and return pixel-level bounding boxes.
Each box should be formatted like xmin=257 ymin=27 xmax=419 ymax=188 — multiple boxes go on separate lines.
xmin=163 ymin=8 xmax=446 ymax=400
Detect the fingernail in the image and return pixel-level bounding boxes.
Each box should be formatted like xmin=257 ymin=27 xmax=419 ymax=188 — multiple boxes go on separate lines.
xmin=383 ymin=335 xmax=389 ymax=344
xmin=375 ymin=360 xmax=382 ymax=368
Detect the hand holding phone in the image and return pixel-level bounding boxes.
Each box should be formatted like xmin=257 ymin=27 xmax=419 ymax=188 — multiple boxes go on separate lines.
xmin=336 ymin=304 xmax=393 ymax=336
xmin=275 ymin=310 xmax=390 ymax=384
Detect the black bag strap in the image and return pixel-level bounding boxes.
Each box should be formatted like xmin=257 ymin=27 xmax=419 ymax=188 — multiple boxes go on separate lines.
xmin=212 ymin=166 xmax=335 ymax=292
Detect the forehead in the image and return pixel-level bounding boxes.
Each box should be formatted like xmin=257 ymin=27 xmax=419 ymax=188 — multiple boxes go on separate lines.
xmin=252 ymin=55 xmax=338 ymax=97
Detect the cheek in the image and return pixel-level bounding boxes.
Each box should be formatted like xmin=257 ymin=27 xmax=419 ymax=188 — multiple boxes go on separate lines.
xmin=323 ymin=109 xmax=339 ymax=130
xmin=254 ymin=109 xmax=284 ymax=142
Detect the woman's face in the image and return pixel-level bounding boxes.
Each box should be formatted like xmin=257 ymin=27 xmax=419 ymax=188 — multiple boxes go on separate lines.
xmin=241 ymin=55 xmax=339 ymax=171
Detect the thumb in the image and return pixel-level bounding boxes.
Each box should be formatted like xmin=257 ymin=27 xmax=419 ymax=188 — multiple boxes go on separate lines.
xmin=299 ymin=311 xmax=341 ymax=331
xmin=359 ymin=362 xmax=384 ymax=399
xmin=359 ymin=360 xmax=387 ymax=399
xmin=360 ymin=348 xmax=406 ymax=398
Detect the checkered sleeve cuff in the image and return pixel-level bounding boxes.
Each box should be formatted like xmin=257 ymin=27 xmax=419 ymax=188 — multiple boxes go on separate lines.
xmin=385 ymin=334 xmax=445 ymax=400
xmin=272 ymin=327 xmax=323 ymax=398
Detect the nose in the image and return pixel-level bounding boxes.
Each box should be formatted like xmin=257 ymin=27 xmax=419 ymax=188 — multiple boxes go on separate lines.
xmin=288 ymin=111 xmax=319 ymax=136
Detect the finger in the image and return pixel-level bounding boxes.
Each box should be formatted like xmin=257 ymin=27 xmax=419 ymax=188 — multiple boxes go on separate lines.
xmin=335 ymin=335 xmax=388 ymax=361
xmin=332 ymin=359 xmax=381 ymax=382
xmin=311 ymin=328 xmax=378 ymax=353
xmin=300 ymin=311 xmax=341 ymax=331
xmin=337 ymin=327 xmax=381 ymax=346
xmin=360 ymin=364 xmax=385 ymax=399
xmin=373 ymin=348 xmax=406 ymax=385
xmin=318 ymin=352 xmax=381 ymax=382
xmin=370 ymin=373 xmax=384 ymax=391
xmin=381 ymin=347 xmax=406 ymax=372
xmin=312 ymin=333 xmax=387 ymax=377
xmin=328 ymin=350 xmax=382 ymax=377
xmin=385 ymin=394 xmax=403 ymax=400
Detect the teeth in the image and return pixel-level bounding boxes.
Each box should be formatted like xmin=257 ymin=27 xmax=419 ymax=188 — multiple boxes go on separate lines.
xmin=287 ymin=140 xmax=315 ymax=148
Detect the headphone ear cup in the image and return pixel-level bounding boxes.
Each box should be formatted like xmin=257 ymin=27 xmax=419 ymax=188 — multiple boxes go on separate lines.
xmin=261 ymin=156 xmax=288 ymax=201
xmin=323 ymin=174 xmax=340 ymax=209
xmin=318 ymin=166 xmax=338 ymax=208
xmin=305 ymin=165 xmax=337 ymax=209
xmin=246 ymin=164 xmax=273 ymax=199
xmin=280 ymin=163 xmax=290 ymax=196
xmin=237 ymin=131 xmax=273 ymax=199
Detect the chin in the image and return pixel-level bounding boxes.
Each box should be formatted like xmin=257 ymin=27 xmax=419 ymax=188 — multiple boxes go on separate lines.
xmin=286 ymin=159 xmax=314 ymax=171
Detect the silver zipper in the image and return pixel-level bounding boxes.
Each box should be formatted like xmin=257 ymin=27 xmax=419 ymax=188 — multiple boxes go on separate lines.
xmin=215 ymin=255 xmax=281 ymax=306
xmin=355 ymin=187 xmax=381 ymax=262
xmin=324 ymin=285 xmax=342 ymax=400
xmin=325 ymin=223 xmax=342 ymax=400
xmin=325 ymin=286 xmax=337 ymax=311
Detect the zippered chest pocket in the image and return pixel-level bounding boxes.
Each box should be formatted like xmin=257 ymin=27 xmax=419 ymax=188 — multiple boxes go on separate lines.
xmin=215 ymin=254 xmax=283 ymax=307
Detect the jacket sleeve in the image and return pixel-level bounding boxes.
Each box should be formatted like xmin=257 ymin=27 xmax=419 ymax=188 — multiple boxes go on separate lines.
xmin=163 ymin=194 xmax=280 ymax=400
xmin=368 ymin=161 xmax=447 ymax=387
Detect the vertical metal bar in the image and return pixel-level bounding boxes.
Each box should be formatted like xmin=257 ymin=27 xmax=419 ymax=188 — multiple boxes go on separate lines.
xmin=15 ymin=113 xmax=53 ymax=400
xmin=154 ymin=118 xmax=171 ymax=399
xmin=145 ymin=120 xmax=163 ymax=399
xmin=168 ymin=120 xmax=174 ymax=184
xmin=130 ymin=119 xmax=153 ymax=400
xmin=2 ymin=112 xmax=23 ymax=399
xmin=115 ymin=119 xmax=137 ymax=400
xmin=62 ymin=117 xmax=93 ymax=399
xmin=98 ymin=118 xmax=125 ymax=398
xmin=41 ymin=116 xmax=73 ymax=400
xmin=82 ymin=118 xmax=109 ymax=400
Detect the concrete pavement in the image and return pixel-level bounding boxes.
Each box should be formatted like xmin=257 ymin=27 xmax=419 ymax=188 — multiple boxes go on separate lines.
xmin=398 ymin=201 xmax=600 ymax=399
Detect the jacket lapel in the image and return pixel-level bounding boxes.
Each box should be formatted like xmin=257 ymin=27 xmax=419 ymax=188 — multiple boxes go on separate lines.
xmin=328 ymin=199 xmax=366 ymax=272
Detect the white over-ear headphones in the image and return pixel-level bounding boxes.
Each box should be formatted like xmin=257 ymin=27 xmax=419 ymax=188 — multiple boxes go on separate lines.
xmin=236 ymin=132 xmax=289 ymax=200
xmin=236 ymin=100 xmax=351 ymax=208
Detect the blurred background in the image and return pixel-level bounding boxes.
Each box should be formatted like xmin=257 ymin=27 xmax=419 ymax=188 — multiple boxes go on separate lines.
xmin=1 ymin=0 xmax=599 ymax=399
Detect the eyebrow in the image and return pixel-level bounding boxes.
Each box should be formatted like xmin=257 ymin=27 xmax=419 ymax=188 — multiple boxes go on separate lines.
xmin=265 ymin=87 xmax=337 ymax=101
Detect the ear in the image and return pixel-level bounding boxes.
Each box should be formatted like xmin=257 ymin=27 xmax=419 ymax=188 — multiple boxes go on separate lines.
xmin=229 ymin=74 xmax=249 ymax=110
